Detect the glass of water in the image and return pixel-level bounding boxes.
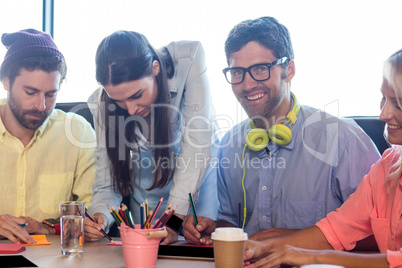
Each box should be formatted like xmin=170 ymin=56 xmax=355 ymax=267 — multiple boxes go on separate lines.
xmin=59 ymin=201 xmax=85 ymax=256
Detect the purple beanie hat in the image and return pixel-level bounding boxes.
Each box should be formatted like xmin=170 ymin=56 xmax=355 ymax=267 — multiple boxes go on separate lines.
xmin=0 ymin=28 xmax=66 ymax=78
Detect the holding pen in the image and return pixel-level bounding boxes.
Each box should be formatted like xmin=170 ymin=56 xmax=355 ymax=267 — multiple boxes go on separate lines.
xmin=85 ymin=212 xmax=114 ymax=243
xmin=189 ymin=193 xmax=203 ymax=243
xmin=181 ymin=194 xmax=217 ymax=245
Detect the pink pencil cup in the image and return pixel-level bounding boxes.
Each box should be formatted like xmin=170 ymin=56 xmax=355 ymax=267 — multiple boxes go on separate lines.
xmin=119 ymin=223 xmax=167 ymax=268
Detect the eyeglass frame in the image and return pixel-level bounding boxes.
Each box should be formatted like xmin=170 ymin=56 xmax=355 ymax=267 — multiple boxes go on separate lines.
xmin=222 ymin=57 xmax=289 ymax=85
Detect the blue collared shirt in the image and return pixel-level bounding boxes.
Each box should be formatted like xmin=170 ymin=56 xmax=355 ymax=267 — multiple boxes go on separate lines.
xmin=215 ymin=105 xmax=380 ymax=236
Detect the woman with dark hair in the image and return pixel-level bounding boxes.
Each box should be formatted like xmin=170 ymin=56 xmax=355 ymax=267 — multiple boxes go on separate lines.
xmin=243 ymin=49 xmax=402 ymax=267
xmin=85 ymin=31 xmax=215 ymax=244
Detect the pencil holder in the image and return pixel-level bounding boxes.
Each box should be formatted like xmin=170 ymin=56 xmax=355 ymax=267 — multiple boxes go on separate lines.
xmin=119 ymin=223 xmax=167 ymax=268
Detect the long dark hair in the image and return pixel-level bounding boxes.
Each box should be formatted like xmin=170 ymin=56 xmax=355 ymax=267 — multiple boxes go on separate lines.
xmin=95 ymin=31 xmax=175 ymax=196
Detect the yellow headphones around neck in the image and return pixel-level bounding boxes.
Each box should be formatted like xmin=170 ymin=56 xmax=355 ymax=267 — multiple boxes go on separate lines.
xmin=240 ymin=92 xmax=300 ymax=229
xmin=246 ymin=92 xmax=300 ymax=150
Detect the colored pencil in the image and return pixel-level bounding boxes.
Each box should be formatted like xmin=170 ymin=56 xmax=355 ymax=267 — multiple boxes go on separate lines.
xmin=121 ymin=203 xmax=134 ymax=228
xmin=142 ymin=209 xmax=154 ymax=229
xmin=109 ymin=206 xmax=122 ymax=225
xmin=145 ymin=199 xmax=149 ymax=228
xmin=160 ymin=205 xmax=178 ymax=227
xmin=85 ymin=212 xmax=114 ymax=243
xmin=153 ymin=203 xmax=173 ymax=228
xmin=149 ymin=197 xmax=163 ymax=227
xmin=128 ymin=210 xmax=135 ymax=228
xmin=189 ymin=193 xmax=198 ymax=225
xmin=189 ymin=193 xmax=202 ymax=243
xmin=118 ymin=205 xmax=129 ymax=225
xmin=140 ymin=203 xmax=145 ymax=229
xmin=110 ymin=205 xmax=124 ymax=224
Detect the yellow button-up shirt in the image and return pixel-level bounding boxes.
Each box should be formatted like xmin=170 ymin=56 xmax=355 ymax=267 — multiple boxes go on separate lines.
xmin=0 ymin=100 xmax=96 ymax=221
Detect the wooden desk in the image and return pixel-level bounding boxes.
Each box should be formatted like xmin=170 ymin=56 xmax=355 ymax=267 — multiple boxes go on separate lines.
xmin=1 ymin=235 xmax=214 ymax=268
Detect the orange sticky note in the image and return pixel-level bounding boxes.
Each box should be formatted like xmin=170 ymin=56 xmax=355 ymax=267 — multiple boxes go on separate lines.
xmin=24 ymin=235 xmax=51 ymax=246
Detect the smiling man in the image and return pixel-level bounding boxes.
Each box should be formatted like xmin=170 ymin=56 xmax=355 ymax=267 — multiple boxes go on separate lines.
xmin=0 ymin=29 xmax=95 ymax=243
xmin=183 ymin=16 xmax=380 ymax=245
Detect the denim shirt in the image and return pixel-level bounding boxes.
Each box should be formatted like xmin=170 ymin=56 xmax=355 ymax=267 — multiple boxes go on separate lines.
xmin=216 ymin=104 xmax=381 ymax=236
xmin=87 ymin=41 xmax=216 ymax=229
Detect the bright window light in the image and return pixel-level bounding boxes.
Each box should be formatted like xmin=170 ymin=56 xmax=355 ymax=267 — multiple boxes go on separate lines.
xmin=1 ymin=0 xmax=401 ymax=125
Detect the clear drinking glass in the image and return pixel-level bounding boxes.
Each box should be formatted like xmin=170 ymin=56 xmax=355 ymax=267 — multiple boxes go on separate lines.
xmin=59 ymin=201 xmax=85 ymax=256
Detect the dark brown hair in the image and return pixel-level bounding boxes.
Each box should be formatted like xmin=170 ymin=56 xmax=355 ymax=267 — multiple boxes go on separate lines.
xmin=95 ymin=30 xmax=175 ymax=196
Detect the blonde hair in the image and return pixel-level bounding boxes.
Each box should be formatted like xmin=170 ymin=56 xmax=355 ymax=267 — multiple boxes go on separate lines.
xmin=383 ymin=49 xmax=402 ymax=186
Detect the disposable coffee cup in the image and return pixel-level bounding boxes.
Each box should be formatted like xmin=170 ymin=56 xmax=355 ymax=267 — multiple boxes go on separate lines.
xmin=120 ymin=223 xmax=167 ymax=268
xmin=59 ymin=201 xmax=85 ymax=256
xmin=301 ymin=265 xmax=345 ymax=268
xmin=211 ymin=227 xmax=248 ymax=268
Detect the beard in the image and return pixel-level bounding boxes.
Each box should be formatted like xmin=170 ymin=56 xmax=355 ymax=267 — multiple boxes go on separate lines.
xmin=8 ymin=91 xmax=52 ymax=130
xmin=239 ymin=83 xmax=286 ymax=121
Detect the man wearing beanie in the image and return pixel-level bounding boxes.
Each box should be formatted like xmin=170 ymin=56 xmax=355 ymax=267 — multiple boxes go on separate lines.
xmin=0 ymin=29 xmax=95 ymax=243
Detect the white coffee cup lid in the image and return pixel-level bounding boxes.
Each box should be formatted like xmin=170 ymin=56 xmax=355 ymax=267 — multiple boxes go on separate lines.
xmin=211 ymin=227 xmax=248 ymax=241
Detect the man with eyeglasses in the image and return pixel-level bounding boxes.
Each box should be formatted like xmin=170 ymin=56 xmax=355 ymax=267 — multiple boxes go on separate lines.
xmin=183 ymin=16 xmax=380 ymax=245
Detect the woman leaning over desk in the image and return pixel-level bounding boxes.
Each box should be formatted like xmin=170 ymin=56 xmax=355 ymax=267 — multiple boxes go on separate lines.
xmin=84 ymin=31 xmax=215 ymax=245
xmin=243 ymin=49 xmax=402 ymax=267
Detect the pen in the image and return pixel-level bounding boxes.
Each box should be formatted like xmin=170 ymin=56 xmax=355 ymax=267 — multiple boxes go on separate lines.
xmin=85 ymin=212 xmax=114 ymax=243
xmin=189 ymin=193 xmax=203 ymax=243
xmin=19 ymin=223 xmax=29 ymax=227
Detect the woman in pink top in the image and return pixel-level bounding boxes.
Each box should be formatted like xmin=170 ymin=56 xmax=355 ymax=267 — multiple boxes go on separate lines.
xmin=243 ymin=50 xmax=402 ymax=268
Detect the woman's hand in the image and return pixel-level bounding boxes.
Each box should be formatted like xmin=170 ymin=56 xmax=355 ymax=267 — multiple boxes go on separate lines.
xmin=84 ymin=213 xmax=109 ymax=242
xmin=160 ymin=226 xmax=178 ymax=245
xmin=246 ymin=244 xmax=319 ymax=268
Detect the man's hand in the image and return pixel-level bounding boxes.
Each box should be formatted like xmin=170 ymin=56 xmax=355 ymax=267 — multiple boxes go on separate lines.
xmin=0 ymin=214 xmax=36 ymax=244
xmin=84 ymin=213 xmax=108 ymax=242
xmin=20 ymin=216 xmax=54 ymax=235
xmin=249 ymin=228 xmax=297 ymax=241
xmin=182 ymin=215 xmax=216 ymax=245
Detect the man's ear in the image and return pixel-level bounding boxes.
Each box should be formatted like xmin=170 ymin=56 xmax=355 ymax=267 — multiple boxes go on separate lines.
xmin=2 ymin=77 xmax=10 ymax=92
xmin=152 ymin=60 xmax=160 ymax=76
xmin=285 ymin=59 xmax=295 ymax=83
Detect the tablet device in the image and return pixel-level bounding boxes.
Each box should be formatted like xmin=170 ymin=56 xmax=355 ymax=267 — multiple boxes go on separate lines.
xmin=158 ymin=241 xmax=214 ymax=261
xmin=0 ymin=255 xmax=38 ymax=267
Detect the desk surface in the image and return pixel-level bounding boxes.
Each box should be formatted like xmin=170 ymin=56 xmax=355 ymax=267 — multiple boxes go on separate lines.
xmin=1 ymin=235 xmax=215 ymax=268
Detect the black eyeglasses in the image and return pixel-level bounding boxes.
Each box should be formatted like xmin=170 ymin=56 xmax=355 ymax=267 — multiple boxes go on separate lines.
xmin=222 ymin=57 xmax=289 ymax=85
